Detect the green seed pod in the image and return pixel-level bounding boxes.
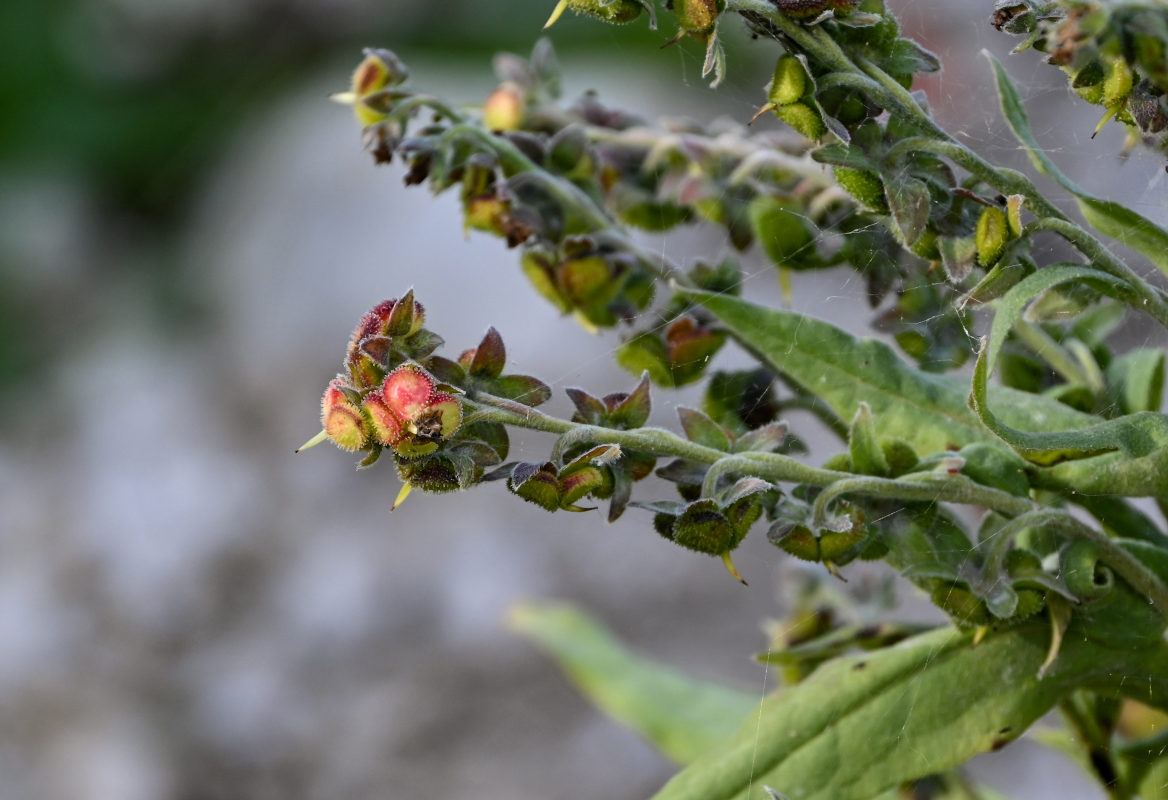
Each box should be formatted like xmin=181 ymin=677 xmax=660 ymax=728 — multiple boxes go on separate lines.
xmin=674 ymin=0 xmax=724 ymax=34
xmin=398 ymin=456 xmax=464 ymax=494
xmin=819 ymin=526 xmax=866 ymax=562
xmin=1012 ymin=588 xmax=1046 ymax=620
xmin=976 ymin=206 xmax=1010 ymax=268
xmin=544 ymin=0 xmax=643 ymax=28
xmin=508 ymin=462 xmax=562 ymax=511
xmin=1103 ymin=58 xmax=1134 ymax=108
xmin=931 ymin=583 xmax=990 ymax=626
xmin=775 ymin=102 xmax=826 ymax=140
xmin=909 ymin=227 xmax=940 ymax=260
xmin=770 ymin=523 xmax=820 ymax=562
xmin=671 ymin=500 xmax=738 ymax=554
xmin=768 ymin=55 xmax=807 ymax=106
xmin=653 ymin=512 xmax=678 ymax=540
xmin=833 ymin=166 xmax=889 ymax=213
xmin=1074 ymin=81 xmax=1106 ymax=106
xmin=880 ymin=438 xmax=919 ymax=477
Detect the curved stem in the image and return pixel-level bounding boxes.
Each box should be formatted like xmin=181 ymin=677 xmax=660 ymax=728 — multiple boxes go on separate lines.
xmin=700 ymin=455 xmax=766 ymax=498
xmin=809 ymin=472 xmax=1035 ymax=527
xmin=1024 ymin=218 xmax=1168 ymax=329
xmin=1012 ymin=319 xmax=1095 ymax=389
xmin=1014 ymin=509 xmax=1168 ymax=620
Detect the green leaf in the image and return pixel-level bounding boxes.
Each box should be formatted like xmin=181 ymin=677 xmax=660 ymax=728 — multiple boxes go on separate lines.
xmin=985 ymin=51 xmax=1168 ymax=277
xmin=678 ymin=407 xmax=733 ymax=452
xmin=507 ymin=602 xmax=756 ymax=765
xmin=1106 ymin=348 xmax=1165 ymax=416
xmin=748 ymin=197 xmax=819 ymax=269
xmin=679 ymin=288 xmax=1093 ymax=457
xmin=848 ymin=402 xmax=890 ymax=476
xmin=650 ymin=625 xmax=1079 ymax=800
xmin=969 ymin=266 xmax=1168 ymax=487
xmin=884 ymin=175 xmax=930 ymax=246
xmin=652 ymin=626 xmax=1168 ymax=800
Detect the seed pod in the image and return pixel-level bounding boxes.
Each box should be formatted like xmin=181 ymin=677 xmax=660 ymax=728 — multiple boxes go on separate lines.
xmin=509 ymin=462 xmax=562 ymax=511
xmin=482 ymin=82 xmax=526 ymax=131
xmin=768 ymin=55 xmax=807 ymax=107
xmin=674 ymin=0 xmax=724 ymax=35
xmin=976 ymin=206 xmax=1009 ymax=268
xmin=362 ymin=391 xmax=405 ymax=446
xmin=322 ymin=380 xmax=369 ymax=452
xmin=931 ymin=583 xmax=991 ymax=626
xmin=1103 ymin=58 xmax=1133 ymax=108
xmin=671 ymin=500 xmax=739 ymax=554
xmin=1012 ymin=589 xmax=1046 ymax=620
xmin=544 ymin=0 xmax=643 ymax=28
xmin=833 ymin=166 xmax=889 ymax=214
xmin=775 ymin=102 xmax=826 ymax=140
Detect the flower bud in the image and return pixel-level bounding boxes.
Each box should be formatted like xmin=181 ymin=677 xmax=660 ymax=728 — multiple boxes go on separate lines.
xmin=322 ymin=379 xmax=368 ymax=452
xmin=348 ymin=296 xmax=426 ymax=363
xmin=833 ymin=166 xmax=889 ymax=213
xmin=976 ymin=206 xmax=1010 ymax=268
xmin=483 ymin=82 xmax=526 ymax=131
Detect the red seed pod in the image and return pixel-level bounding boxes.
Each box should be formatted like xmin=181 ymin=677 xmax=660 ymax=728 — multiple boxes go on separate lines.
xmin=382 ymin=363 xmax=438 ymax=421
xmin=321 ymin=379 xmax=368 ymax=452
xmin=362 ymin=391 xmax=405 ymax=446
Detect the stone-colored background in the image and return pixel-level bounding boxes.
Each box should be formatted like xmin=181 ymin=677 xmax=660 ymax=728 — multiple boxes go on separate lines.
xmin=2 ymin=1 xmax=1164 ymax=798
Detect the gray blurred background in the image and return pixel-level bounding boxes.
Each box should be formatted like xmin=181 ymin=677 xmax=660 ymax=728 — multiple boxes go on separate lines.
xmin=2 ymin=1 xmax=1165 ymax=798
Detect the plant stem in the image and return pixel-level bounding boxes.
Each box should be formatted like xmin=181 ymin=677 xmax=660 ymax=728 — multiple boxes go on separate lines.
xmin=1025 ymin=218 xmax=1168 ymax=329
xmin=466 ymin=393 xmax=1038 ymax=519
xmin=1012 ymin=318 xmax=1096 ymax=390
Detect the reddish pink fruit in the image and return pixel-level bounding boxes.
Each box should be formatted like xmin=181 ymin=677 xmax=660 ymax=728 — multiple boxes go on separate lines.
xmin=322 ymin=380 xmax=368 ymax=452
xmin=362 ymin=391 xmax=405 ymax=446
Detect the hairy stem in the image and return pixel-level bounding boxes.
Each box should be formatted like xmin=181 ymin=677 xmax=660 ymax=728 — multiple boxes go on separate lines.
xmin=467 ymin=393 xmax=1040 ymax=518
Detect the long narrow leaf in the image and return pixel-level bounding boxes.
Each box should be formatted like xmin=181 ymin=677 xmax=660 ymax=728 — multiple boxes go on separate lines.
xmin=508 ymin=602 xmax=757 ymax=765
xmin=984 ymin=51 xmax=1168 ymax=277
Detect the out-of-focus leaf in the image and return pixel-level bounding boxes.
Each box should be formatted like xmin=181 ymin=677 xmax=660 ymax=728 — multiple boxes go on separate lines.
xmin=507 ymin=602 xmax=756 ymax=765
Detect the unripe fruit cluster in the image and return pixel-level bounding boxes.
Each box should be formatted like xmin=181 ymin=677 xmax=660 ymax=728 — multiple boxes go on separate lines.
xmin=323 ymin=364 xmax=463 ymax=458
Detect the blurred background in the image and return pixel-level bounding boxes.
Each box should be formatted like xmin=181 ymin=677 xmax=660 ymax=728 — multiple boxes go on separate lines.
xmin=2 ymin=1 xmax=1165 ymax=798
